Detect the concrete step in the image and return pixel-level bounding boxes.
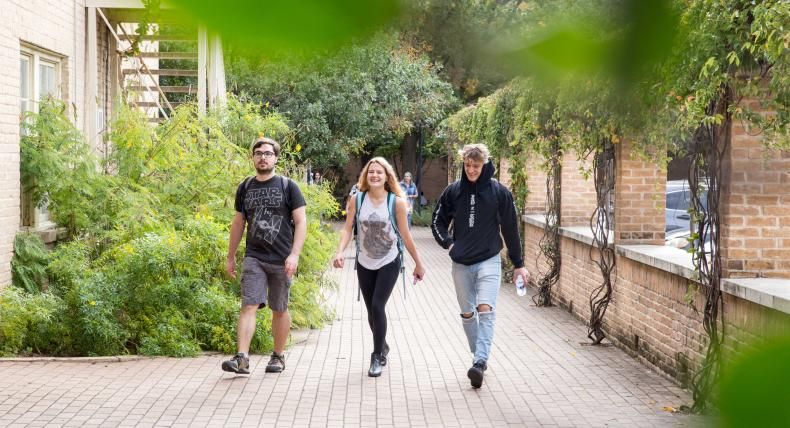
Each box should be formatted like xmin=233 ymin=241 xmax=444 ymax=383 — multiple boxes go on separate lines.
xmin=138 ymin=52 xmax=198 ymax=60
xmin=122 ymin=69 xmax=198 ymax=77
xmin=127 ymin=85 xmax=196 ymax=93
xmin=118 ymin=34 xmax=194 ymax=42
xmin=129 ymin=101 xmax=183 ymax=108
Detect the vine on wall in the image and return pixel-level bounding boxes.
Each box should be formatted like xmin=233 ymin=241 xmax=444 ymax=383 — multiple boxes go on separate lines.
xmin=587 ymin=138 xmax=616 ymax=344
xmin=533 ymin=137 xmax=562 ymax=307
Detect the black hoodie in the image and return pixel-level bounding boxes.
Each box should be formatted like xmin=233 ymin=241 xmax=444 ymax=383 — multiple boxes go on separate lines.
xmin=431 ymin=160 xmax=524 ymax=268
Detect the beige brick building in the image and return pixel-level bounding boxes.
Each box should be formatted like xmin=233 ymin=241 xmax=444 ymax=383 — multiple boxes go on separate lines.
xmin=1 ymin=0 xmax=90 ymax=285
xmin=1 ymin=1 xmax=224 ymax=286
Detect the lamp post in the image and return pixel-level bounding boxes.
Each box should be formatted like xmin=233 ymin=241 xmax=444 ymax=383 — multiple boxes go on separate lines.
xmin=415 ymin=124 xmax=424 ymax=214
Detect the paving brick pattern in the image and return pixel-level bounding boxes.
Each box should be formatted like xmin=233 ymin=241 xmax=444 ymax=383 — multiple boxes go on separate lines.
xmin=0 ymin=228 xmax=705 ymax=427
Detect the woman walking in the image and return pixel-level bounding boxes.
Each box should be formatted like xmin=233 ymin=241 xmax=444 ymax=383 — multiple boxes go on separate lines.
xmin=333 ymin=157 xmax=426 ymax=377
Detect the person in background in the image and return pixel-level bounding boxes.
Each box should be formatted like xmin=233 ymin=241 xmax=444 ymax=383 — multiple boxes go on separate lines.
xmin=399 ymin=172 xmax=418 ymax=228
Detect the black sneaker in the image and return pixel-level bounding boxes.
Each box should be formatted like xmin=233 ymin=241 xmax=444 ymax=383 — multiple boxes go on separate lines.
xmin=467 ymin=360 xmax=487 ymax=388
xmin=265 ymin=352 xmax=285 ymax=373
xmin=222 ymin=353 xmax=250 ymax=374
xmin=368 ymin=353 xmax=383 ymax=377
xmin=380 ymin=342 xmax=390 ymax=366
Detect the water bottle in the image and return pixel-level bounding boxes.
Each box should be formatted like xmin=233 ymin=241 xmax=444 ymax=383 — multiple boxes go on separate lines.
xmin=515 ymin=275 xmax=526 ymax=297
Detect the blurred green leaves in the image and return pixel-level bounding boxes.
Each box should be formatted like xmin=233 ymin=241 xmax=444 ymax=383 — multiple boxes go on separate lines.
xmin=166 ymin=0 xmax=402 ymax=54
xmin=718 ymin=336 xmax=790 ymax=427
xmin=494 ymin=0 xmax=680 ymax=88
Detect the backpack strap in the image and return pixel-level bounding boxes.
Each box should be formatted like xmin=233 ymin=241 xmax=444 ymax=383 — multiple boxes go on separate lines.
xmin=354 ymin=191 xmax=366 ymax=301
xmin=280 ymin=176 xmax=292 ymax=212
xmin=387 ymin=192 xmax=407 ymax=300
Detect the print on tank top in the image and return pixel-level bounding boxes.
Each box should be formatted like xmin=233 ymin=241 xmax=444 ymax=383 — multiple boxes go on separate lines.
xmin=361 ymin=211 xmax=394 ymax=259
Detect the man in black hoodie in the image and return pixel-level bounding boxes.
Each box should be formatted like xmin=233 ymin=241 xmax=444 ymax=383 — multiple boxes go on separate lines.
xmin=432 ymin=143 xmax=530 ymax=389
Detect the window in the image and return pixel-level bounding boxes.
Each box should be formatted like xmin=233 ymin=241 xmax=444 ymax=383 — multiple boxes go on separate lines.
xmin=20 ymin=45 xmax=62 ymax=230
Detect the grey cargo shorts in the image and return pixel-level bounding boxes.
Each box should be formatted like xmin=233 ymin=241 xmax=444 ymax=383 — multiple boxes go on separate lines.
xmin=240 ymin=257 xmax=292 ymax=311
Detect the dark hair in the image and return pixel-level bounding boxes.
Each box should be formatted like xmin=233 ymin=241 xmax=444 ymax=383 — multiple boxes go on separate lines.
xmin=251 ymin=137 xmax=281 ymax=156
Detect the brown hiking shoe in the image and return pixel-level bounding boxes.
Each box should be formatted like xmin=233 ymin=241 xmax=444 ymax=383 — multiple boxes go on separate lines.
xmin=265 ymin=352 xmax=285 ymax=373
xmin=221 ymin=353 xmax=250 ymax=374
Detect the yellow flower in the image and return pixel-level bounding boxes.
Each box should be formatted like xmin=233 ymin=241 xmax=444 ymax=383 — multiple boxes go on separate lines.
xmin=295 ymin=144 xmax=302 ymax=152
xmin=88 ymin=300 xmax=97 ymax=306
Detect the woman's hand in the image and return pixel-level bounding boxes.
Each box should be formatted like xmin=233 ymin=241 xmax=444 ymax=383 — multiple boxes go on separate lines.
xmin=332 ymin=252 xmax=345 ymax=268
xmin=413 ymin=263 xmax=426 ymax=282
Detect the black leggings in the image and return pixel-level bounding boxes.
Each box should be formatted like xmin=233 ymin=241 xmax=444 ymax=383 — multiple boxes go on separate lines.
xmin=357 ymin=258 xmax=400 ymax=354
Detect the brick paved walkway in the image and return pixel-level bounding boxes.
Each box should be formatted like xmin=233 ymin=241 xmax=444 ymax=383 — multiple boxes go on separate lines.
xmin=0 ymin=228 xmax=704 ymax=427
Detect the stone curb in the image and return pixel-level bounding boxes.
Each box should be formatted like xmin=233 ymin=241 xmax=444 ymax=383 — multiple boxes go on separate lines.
xmin=0 ymin=328 xmax=313 ymax=363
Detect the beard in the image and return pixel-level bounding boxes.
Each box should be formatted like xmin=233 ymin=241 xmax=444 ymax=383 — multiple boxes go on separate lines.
xmin=255 ymin=165 xmax=274 ymax=175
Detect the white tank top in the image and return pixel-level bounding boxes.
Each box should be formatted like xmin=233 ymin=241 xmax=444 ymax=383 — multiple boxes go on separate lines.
xmin=357 ymin=194 xmax=399 ymax=270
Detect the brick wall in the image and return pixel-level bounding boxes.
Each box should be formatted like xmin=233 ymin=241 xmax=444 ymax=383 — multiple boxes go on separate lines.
xmin=520 ymin=124 xmax=790 ymax=385
xmin=722 ymin=119 xmax=790 ymax=278
xmin=614 ymin=140 xmax=666 ymax=245
xmin=523 ymin=221 xmax=558 ymax=294
xmin=523 ymin=223 xmax=790 ymax=385
xmin=524 ymin=156 xmax=548 ymax=214
xmin=0 ymin=0 xmax=89 ymax=285
xmin=560 ymin=150 xmax=597 ymax=226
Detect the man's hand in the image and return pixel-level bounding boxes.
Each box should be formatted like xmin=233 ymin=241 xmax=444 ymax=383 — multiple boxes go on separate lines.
xmin=285 ymin=254 xmax=299 ymax=279
xmin=513 ymin=267 xmax=531 ymax=285
xmin=226 ymin=257 xmax=237 ymax=279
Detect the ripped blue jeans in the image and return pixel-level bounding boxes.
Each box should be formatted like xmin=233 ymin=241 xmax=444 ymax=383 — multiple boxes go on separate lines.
xmin=452 ymin=254 xmax=501 ymax=364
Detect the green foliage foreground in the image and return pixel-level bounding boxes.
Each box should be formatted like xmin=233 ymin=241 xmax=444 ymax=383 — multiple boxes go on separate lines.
xmin=2 ymin=97 xmax=338 ymax=357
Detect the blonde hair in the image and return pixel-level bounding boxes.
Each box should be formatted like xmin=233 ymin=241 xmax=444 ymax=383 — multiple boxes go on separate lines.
xmin=459 ymin=143 xmax=490 ymax=164
xmin=357 ymin=157 xmax=405 ymax=198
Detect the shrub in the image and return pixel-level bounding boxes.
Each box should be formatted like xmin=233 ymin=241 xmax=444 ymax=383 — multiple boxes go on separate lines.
xmin=0 ymin=287 xmax=68 ymax=356
xmin=7 ymin=97 xmax=339 ymax=357
xmin=411 ymin=203 xmax=436 ymax=227
xmin=11 ymin=233 xmax=49 ymax=293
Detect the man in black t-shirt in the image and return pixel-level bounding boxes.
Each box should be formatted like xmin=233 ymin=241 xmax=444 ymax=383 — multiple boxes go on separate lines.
xmin=222 ymin=137 xmax=307 ymax=375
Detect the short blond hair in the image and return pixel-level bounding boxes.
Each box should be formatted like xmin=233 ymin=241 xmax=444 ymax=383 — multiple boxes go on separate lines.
xmin=459 ymin=144 xmax=490 ymax=164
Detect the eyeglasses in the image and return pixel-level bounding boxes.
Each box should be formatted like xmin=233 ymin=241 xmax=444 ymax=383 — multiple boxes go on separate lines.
xmin=253 ymin=151 xmax=276 ymax=159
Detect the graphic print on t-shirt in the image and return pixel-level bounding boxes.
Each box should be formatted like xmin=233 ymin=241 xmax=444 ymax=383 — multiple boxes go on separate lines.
xmin=246 ymin=187 xmax=284 ymax=244
xmin=361 ymin=211 xmax=394 ymax=259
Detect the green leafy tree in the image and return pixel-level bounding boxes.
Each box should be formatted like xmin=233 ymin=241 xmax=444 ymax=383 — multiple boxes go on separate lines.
xmin=226 ymin=35 xmax=457 ymax=169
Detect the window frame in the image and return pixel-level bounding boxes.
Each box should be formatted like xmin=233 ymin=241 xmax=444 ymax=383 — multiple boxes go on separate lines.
xmin=20 ymin=44 xmax=63 ymax=230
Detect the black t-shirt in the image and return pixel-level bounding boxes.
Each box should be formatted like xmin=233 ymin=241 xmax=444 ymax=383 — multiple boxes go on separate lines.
xmin=234 ymin=175 xmax=307 ymax=265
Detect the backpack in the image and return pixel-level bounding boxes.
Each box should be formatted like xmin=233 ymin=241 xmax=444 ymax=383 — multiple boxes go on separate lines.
xmin=353 ymin=191 xmax=407 ymax=299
